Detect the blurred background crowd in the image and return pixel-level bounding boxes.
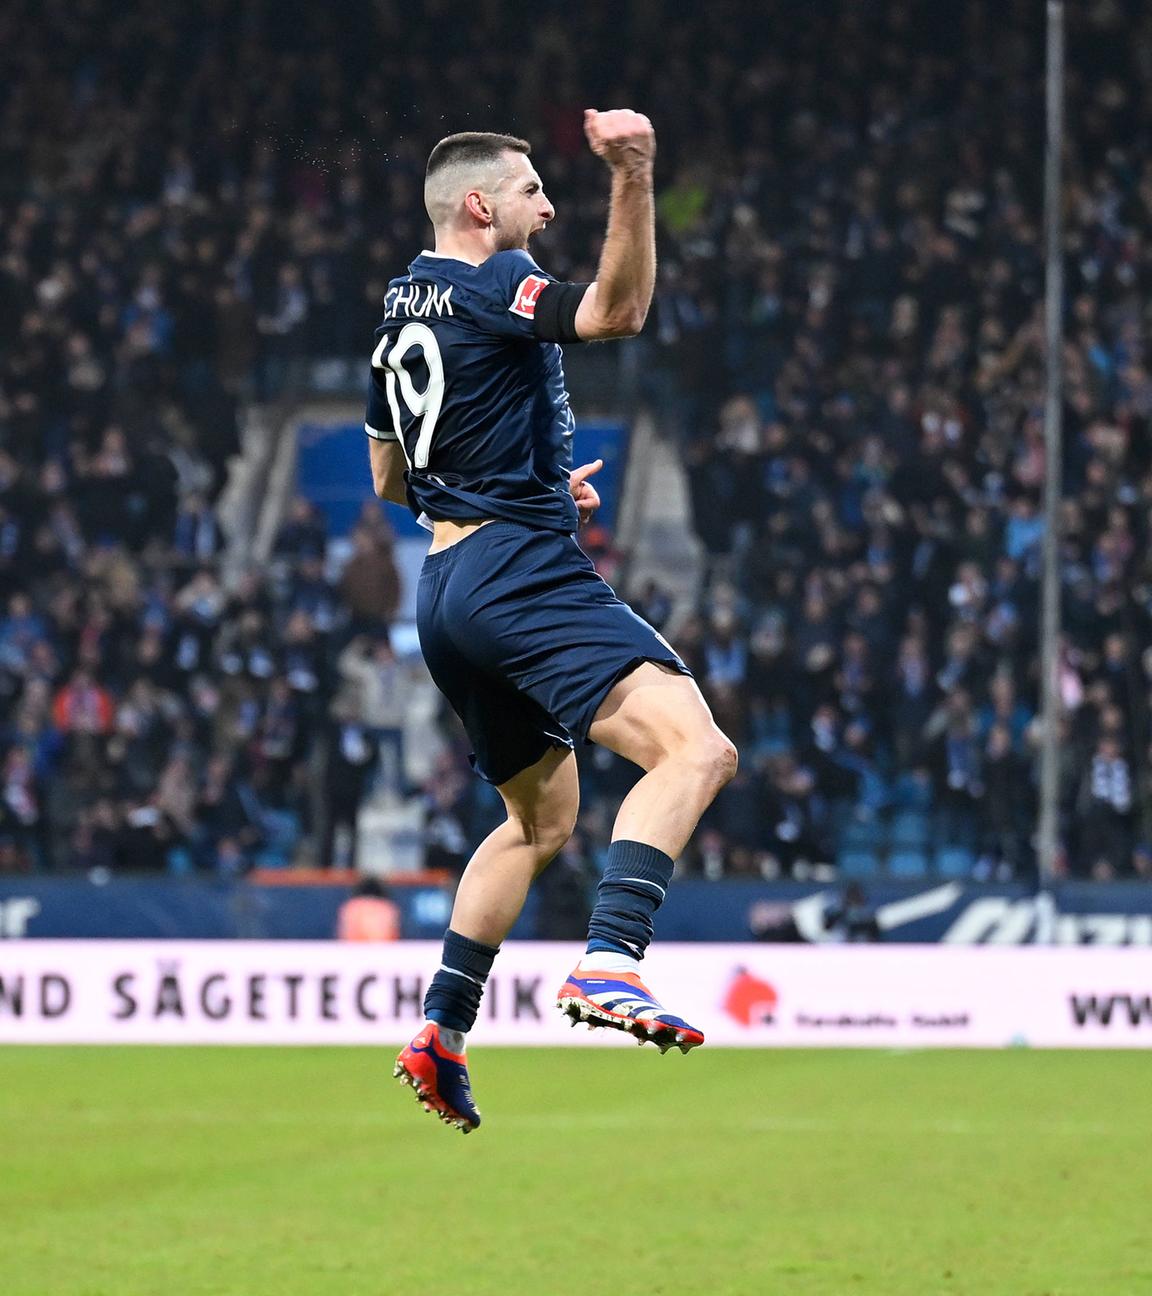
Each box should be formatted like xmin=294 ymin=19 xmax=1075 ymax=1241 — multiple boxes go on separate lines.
xmin=2 ymin=0 xmax=1151 ymax=885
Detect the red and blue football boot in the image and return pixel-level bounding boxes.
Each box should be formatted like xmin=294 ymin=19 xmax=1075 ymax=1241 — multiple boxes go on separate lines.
xmin=555 ymin=967 xmax=705 ymax=1054
xmin=393 ymin=1022 xmax=481 ymax=1133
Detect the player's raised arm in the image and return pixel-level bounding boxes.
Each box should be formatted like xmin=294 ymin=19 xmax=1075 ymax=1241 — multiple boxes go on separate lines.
xmin=574 ymin=109 xmax=657 ymax=341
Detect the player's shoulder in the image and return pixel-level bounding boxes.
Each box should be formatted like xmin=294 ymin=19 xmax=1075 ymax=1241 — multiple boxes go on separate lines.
xmin=482 ymin=248 xmax=548 ymax=281
xmin=466 ymin=246 xmax=549 ymax=292
xmin=477 ymin=250 xmax=556 ymax=321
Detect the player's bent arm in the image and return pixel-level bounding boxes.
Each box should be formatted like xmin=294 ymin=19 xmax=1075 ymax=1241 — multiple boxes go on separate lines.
xmin=573 ymin=281 xmax=646 ymax=341
xmin=368 ymin=436 xmax=408 ymax=507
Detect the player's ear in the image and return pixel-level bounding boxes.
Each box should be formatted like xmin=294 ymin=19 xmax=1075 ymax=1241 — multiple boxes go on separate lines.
xmin=464 ymin=189 xmax=493 ymax=226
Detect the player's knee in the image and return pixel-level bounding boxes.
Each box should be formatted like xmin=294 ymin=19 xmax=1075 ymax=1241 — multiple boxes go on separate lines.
xmin=512 ymin=809 xmax=577 ymax=864
xmin=692 ymin=731 xmax=738 ymax=796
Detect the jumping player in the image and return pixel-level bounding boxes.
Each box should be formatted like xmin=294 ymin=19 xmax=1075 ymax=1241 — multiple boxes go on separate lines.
xmin=366 ymin=111 xmax=737 ymax=1132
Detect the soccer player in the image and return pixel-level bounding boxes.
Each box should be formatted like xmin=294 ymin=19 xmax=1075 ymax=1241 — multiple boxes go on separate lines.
xmin=366 ymin=110 xmax=737 ymax=1132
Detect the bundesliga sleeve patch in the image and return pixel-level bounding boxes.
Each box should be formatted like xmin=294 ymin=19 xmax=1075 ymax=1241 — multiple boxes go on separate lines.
xmin=509 ymin=274 xmax=549 ymax=320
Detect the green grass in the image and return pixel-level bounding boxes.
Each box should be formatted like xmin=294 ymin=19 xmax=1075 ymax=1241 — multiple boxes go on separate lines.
xmin=2 ymin=1047 xmax=1150 ymax=1296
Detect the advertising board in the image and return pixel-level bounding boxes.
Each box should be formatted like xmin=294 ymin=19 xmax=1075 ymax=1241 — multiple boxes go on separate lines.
xmin=2 ymin=942 xmax=1150 ymax=1047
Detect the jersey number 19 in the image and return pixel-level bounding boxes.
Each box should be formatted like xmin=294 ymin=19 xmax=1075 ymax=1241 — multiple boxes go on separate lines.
xmin=371 ymin=324 xmax=445 ymax=470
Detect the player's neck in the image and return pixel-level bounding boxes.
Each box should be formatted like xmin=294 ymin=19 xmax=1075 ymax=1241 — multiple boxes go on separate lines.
xmin=431 ymin=228 xmax=496 ymax=266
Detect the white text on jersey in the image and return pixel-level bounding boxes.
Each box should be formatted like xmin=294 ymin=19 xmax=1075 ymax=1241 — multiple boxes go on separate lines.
xmin=385 ymin=283 xmax=455 ymax=320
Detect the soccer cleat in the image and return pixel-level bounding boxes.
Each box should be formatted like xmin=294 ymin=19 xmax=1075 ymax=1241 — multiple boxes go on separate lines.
xmin=393 ymin=1022 xmax=481 ymax=1133
xmin=555 ymin=967 xmax=705 ymax=1054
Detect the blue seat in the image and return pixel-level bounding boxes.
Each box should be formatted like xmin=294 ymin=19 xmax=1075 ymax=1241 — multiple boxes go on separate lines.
xmin=837 ymin=849 xmax=881 ymax=878
xmin=887 ymin=849 xmax=930 ymax=878
xmin=166 ymin=846 xmax=194 ymax=876
xmin=888 ymin=810 xmax=931 ymax=848
xmin=840 ymin=816 xmax=884 ymax=850
xmin=892 ymin=771 xmax=934 ymax=811
xmin=936 ymin=846 xmax=977 ymax=878
xmin=254 ymin=847 xmax=291 ymax=869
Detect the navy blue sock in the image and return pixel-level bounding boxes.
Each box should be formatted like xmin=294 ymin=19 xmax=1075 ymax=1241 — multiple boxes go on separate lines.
xmin=585 ymin=840 xmax=675 ymax=960
xmin=423 ymin=929 xmax=499 ymax=1033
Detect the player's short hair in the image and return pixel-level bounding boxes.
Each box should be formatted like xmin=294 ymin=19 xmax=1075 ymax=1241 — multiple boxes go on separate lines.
xmin=426 ymin=132 xmax=531 ymax=180
xmin=424 ymin=132 xmax=532 ymax=225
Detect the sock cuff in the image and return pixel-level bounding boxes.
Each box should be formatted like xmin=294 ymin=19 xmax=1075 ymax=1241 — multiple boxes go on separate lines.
xmin=445 ymin=929 xmax=500 ymax=958
xmin=586 ymin=841 xmax=674 ymax=962
xmin=602 ymin=840 xmax=675 ymax=889
xmin=424 ymin=931 xmax=499 ymax=1033
xmin=440 ymin=929 xmax=499 ymax=983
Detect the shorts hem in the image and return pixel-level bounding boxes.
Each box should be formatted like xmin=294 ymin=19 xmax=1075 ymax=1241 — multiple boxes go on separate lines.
xmin=574 ymin=654 xmax=694 ymax=746
xmin=470 ymin=733 xmax=574 ymax=788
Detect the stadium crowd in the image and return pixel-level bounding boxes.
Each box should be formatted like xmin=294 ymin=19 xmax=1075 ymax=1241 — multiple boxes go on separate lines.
xmin=2 ymin=0 xmax=1151 ymax=881
xmin=655 ymin=0 xmax=1152 ymax=881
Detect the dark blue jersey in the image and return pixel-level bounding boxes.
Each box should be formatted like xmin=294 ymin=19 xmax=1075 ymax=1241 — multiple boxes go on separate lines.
xmin=365 ymin=249 xmax=579 ymax=533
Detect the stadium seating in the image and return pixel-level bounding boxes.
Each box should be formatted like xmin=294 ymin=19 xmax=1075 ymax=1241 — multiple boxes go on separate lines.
xmin=935 ymin=847 xmax=978 ymax=879
xmin=4 ymin=0 xmax=1151 ymax=887
xmin=888 ymin=812 xmax=933 ymax=850
xmin=887 ymin=850 xmax=931 ymax=880
xmin=836 ymin=850 xmax=882 ymax=880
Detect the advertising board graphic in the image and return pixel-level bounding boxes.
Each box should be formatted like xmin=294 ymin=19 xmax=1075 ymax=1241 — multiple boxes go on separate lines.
xmin=2 ymin=942 xmax=1151 ymax=1047
xmin=4 ymin=878 xmax=1151 ymax=943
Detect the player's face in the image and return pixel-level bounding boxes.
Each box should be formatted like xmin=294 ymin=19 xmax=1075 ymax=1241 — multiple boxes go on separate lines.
xmin=491 ymin=152 xmax=555 ymax=251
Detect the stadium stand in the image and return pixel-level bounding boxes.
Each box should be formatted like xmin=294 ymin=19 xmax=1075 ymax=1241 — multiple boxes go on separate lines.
xmin=2 ymin=0 xmax=1150 ymax=883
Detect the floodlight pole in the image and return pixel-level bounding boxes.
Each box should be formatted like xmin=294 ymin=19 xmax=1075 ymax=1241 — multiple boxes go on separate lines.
xmin=1036 ymin=0 xmax=1065 ymax=936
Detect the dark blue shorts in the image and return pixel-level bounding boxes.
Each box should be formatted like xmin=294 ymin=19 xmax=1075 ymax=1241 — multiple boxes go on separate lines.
xmin=417 ymin=521 xmax=691 ymax=786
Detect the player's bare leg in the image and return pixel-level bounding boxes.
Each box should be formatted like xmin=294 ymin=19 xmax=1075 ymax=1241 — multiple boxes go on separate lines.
xmin=448 ymin=746 xmax=579 ymax=946
xmin=556 ymin=663 xmax=736 ymax=1052
xmin=589 ymin=663 xmax=737 ymax=857
xmin=395 ymin=746 xmax=577 ymax=1131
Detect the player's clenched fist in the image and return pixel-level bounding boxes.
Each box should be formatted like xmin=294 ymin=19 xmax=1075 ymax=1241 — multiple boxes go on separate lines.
xmin=583 ymin=109 xmax=655 ymax=169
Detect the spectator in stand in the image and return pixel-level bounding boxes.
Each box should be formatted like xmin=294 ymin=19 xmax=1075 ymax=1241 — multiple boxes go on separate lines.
xmin=274 ymin=498 xmax=329 ymax=566
xmin=534 ymin=830 xmax=597 ymax=940
xmin=0 ymin=745 xmax=46 ymax=870
xmin=422 ymin=762 xmax=471 ymax=878
xmin=52 ymin=669 xmax=115 ymax=736
xmin=337 ymin=635 xmax=408 ymax=798
xmin=982 ymin=723 xmax=1032 ymax=876
xmin=1077 ymin=737 xmax=1136 ymax=880
xmin=194 ymin=755 xmax=263 ymax=874
xmin=338 ymin=521 xmax=400 ymax=640
xmin=320 ymin=695 xmax=379 ymax=870
xmin=172 ymin=492 xmax=224 ymax=569
xmin=823 ymin=884 xmax=881 ymax=943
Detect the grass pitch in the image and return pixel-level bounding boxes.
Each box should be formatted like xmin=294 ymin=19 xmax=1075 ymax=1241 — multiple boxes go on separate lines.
xmin=2 ymin=1046 xmax=1149 ymax=1296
